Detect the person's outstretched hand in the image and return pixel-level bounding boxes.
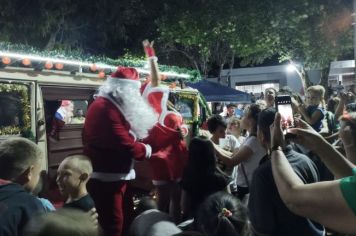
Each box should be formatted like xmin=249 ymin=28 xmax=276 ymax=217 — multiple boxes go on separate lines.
xmin=270 ymin=112 xmax=285 ymax=148
xmin=287 ymin=117 xmax=324 ymax=152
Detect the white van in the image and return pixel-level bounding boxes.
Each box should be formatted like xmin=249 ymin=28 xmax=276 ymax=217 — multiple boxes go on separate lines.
xmin=0 ymin=65 xmax=104 ymax=169
xmin=0 ymin=53 xmax=211 ymax=195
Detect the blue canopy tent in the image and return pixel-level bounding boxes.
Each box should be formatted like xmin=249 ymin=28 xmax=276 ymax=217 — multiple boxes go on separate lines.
xmin=186 ymin=80 xmax=251 ymax=103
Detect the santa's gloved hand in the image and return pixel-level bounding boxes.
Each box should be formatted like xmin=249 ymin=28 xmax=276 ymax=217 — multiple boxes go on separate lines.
xmin=143 ymin=40 xmax=157 ymax=60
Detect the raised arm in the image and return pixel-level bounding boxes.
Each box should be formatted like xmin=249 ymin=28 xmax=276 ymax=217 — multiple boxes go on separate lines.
xmin=288 ymin=118 xmax=354 ymax=179
xmin=335 ymin=95 xmax=346 ymax=121
xmin=270 ymin=113 xmax=356 ymax=234
xmin=271 ymin=149 xmax=356 ymax=234
xmin=143 ymin=40 xmax=160 ymax=87
xmin=213 ymin=141 xmax=253 ymax=167
xmin=213 ymin=143 xmax=234 ymax=165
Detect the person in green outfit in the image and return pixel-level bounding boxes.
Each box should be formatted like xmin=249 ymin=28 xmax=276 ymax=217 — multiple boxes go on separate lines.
xmin=269 ymin=112 xmax=356 ymax=235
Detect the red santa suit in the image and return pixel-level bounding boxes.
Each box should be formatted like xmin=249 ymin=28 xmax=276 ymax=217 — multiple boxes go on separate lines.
xmin=142 ymin=82 xmax=188 ymax=185
xmin=83 ymin=67 xmax=156 ymax=236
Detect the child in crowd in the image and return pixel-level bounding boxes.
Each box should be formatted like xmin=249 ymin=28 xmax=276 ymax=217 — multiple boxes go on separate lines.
xmin=0 ymin=137 xmax=46 ymax=235
xmin=56 ymin=154 xmax=95 ymax=212
xmin=264 ymin=87 xmax=277 ymax=108
xmin=195 ymin=191 xmax=250 ymax=236
xmin=295 ymin=85 xmax=326 ymax=132
xmin=227 ymin=117 xmax=245 ymax=145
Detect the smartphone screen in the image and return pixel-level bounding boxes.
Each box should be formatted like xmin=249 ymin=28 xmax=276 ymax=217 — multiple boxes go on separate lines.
xmin=275 ymin=95 xmax=294 ymax=132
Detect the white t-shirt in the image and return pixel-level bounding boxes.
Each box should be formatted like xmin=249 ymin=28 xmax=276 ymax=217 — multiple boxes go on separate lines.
xmin=236 ymin=136 xmax=266 ymax=187
xmin=223 ymin=135 xmax=241 ymax=192
xmin=236 ymin=136 xmax=246 ymax=147
xmin=226 ymin=134 xmax=241 ymax=152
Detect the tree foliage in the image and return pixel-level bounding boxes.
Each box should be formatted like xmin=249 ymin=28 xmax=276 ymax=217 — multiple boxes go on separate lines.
xmin=0 ymin=0 xmax=151 ymax=55
xmin=156 ymin=0 xmax=353 ymax=80
xmin=0 ymin=0 xmax=353 ymax=82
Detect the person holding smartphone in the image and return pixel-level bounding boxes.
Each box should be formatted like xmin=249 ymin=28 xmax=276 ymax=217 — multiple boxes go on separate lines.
xmin=335 ymin=90 xmax=356 ymax=121
xmin=248 ymin=108 xmax=324 ymax=236
xmin=269 ymin=113 xmax=356 ymax=235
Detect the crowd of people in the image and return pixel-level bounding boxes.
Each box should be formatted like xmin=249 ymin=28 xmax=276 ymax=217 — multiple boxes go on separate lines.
xmin=1 ymin=40 xmax=356 ymax=236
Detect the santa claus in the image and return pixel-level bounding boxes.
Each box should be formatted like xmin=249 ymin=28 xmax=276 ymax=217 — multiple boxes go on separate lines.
xmin=83 ymin=67 xmax=157 ymax=236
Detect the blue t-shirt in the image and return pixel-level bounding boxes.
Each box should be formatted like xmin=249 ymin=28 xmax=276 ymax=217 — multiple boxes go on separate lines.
xmin=306 ymin=105 xmax=325 ymax=132
xmin=235 ymin=108 xmax=244 ymax=118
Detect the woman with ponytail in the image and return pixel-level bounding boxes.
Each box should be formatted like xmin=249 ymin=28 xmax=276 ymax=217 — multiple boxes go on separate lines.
xmin=195 ymin=192 xmax=250 ymax=236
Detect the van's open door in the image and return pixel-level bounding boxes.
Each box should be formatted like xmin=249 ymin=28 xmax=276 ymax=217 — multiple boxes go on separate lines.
xmin=39 ymin=85 xmax=96 ymax=169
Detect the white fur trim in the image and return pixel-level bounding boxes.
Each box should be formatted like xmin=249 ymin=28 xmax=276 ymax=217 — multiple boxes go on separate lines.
xmin=107 ymin=76 xmax=141 ymax=88
xmin=144 ymin=144 xmax=152 ymax=159
xmin=159 ymin=110 xmax=182 ymax=127
xmin=142 ymin=82 xmax=170 ymax=126
xmin=96 ymin=80 xmax=158 ymax=139
xmin=148 ymin=56 xmax=158 ymax=61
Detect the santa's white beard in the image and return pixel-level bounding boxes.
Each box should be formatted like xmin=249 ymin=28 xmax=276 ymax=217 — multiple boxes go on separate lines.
xmin=97 ymin=80 xmax=158 ymax=139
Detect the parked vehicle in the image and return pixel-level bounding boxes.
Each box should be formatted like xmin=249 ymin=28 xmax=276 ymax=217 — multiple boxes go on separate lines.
xmin=0 ymin=52 xmax=210 ymax=196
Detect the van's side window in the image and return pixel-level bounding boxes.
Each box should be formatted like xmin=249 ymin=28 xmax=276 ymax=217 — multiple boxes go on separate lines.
xmin=0 ymin=82 xmax=31 ymax=136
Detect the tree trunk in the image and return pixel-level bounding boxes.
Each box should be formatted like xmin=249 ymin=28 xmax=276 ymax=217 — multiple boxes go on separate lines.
xmin=44 ymin=17 xmax=64 ymax=51
xmin=228 ymin=53 xmax=235 ymax=87
xmin=296 ymin=68 xmax=308 ymax=95
xmin=303 ymin=69 xmax=312 ymax=88
xmin=44 ymin=32 xmax=58 ymax=51
xmin=217 ymin=63 xmax=224 ymax=84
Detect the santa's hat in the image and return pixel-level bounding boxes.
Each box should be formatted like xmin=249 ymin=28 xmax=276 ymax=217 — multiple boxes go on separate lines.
xmin=61 ymin=100 xmax=72 ymax=107
xmin=107 ymin=66 xmax=141 ymax=87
